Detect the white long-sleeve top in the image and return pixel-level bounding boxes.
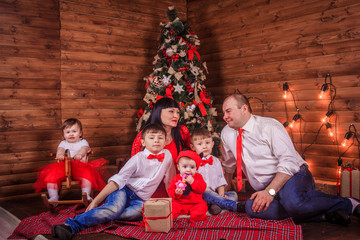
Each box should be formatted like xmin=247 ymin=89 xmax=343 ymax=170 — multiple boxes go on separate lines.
xmin=221 ymin=114 xmax=307 ymax=191
xmin=108 ymin=148 xmax=175 ymax=201
xmin=197 ymin=155 xmax=227 ymax=192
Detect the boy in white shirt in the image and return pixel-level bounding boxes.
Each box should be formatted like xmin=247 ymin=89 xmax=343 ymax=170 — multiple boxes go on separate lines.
xmin=191 ymin=128 xmax=243 ymax=215
xmin=51 ymin=124 xmax=175 ymax=239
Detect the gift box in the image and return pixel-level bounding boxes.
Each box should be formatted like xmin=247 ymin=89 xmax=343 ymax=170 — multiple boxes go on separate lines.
xmin=340 ymin=169 xmax=360 ymax=199
xmin=143 ymin=198 xmax=173 ymax=233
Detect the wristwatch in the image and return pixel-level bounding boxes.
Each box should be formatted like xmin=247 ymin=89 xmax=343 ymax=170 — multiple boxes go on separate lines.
xmin=266 ymin=187 xmax=276 ymax=197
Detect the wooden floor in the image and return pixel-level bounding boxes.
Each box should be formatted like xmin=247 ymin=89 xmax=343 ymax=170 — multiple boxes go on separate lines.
xmin=1 ymin=193 xmax=360 ymax=240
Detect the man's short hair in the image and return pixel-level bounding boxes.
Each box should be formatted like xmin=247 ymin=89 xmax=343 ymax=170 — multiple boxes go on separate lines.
xmin=191 ymin=127 xmax=212 ymax=143
xmin=141 ymin=123 xmax=166 ymax=139
xmin=228 ymin=93 xmax=252 ymax=113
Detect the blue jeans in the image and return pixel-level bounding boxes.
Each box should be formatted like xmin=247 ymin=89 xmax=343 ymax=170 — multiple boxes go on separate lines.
xmin=203 ymin=190 xmax=238 ymax=211
xmin=245 ymin=165 xmax=353 ymax=222
xmin=65 ymin=186 xmax=144 ymax=233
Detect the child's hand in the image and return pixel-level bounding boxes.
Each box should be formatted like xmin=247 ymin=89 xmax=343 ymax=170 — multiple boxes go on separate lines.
xmin=86 ymin=200 xmax=98 ymax=212
xmin=184 ymin=175 xmax=194 ymax=184
xmin=175 ymin=188 xmax=183 ymax=195
xmin=56 ymin=154 xmax=64 ymax=161
xmin=220 ymin=193 xmax=228 ymax=199
xmin=73 ymin=153 xmax=83 ymax=160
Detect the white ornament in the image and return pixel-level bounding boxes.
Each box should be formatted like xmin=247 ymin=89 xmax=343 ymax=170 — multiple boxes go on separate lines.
xmin=186 ymin=104 xmax=196 ymax=112
xmin=162 ymin=75 xmax=171 ymax=85
xmin=173 ymin=83 xmax=184 ymax=93
xmin=166 ymin=48 xmax=174 ymax=56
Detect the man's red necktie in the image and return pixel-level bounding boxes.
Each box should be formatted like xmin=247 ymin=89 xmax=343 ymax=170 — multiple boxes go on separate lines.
xmin=200 ymin=156 xmax=213 ymax=166
xmin=236 ymin=129 xmax=244 ymax=190
xmin=147 ymin=153 xmax=165 ymax=162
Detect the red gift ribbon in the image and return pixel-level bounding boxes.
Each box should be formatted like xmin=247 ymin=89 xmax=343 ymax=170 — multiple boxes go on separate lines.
xmin=142 ymin=199 xmax=172 ymax=232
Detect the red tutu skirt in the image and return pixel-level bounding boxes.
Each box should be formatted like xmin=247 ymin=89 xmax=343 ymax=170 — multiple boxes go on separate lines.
xmin=33 ymin=158 xmax=109 ymax=193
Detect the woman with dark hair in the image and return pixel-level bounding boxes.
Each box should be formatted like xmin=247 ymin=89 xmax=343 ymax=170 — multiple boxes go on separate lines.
xmin=131 ymin=97 xmax=191 ymax=197
xmin=131 ymin=97 xmax=191 ymax=163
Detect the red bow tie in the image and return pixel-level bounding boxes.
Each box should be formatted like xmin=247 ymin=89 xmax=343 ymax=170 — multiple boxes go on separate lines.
xmin=147 ymin=153 xmax=165 ymax=162
xmin=200 ymin=156 xmax=213 ymax=166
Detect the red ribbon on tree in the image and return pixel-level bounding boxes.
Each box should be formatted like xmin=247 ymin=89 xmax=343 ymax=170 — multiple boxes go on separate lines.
xmin=193 ymin=99 xmax=207 ymax=116
xmin=187 ymin=46 xmax=200 ymax=61
xmin=137 ymin=108 xmax=144 ymax=118
xmin=165 ymin=84 xmax=174 ymax=99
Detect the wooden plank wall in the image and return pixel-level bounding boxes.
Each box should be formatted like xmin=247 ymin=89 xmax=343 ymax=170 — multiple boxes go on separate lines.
xmin=0 ymin=0 xmax=61 ymax=200
xmin=59 ymin=0 xmax=186 ymax=163
xmin=187 ymin=0 xmax=360 ymax=181
xmin=0 ymin=0 xmax=186 ymax=200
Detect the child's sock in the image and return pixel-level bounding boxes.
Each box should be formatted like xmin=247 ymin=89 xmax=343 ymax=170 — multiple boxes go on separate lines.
xmin=80 ymin=178 xmax=93 ymax=201
xmin=47 ymin=183 xmax=59 ymax=202
xmin=81 ymin=187 xmax=93 ymax=202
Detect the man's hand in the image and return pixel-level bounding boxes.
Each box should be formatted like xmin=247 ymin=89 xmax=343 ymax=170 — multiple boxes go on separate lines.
xmin=250 ymin=190 xmax=274 ymax=213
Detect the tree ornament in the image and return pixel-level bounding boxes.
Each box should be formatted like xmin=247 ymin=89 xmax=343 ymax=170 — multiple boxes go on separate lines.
xmin=173 ymin=83 xmax=184 ymax=93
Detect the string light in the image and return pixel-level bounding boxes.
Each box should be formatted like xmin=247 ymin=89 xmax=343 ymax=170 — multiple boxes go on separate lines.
xmin=319 ymin=83 xmax=328 ymax=98
xmin=341 ymin=131 xmax=353 ymax=147
xmin=321 ymin=110 xmax=334 ymax=123
xmin=325 ymin=122 xmax=334 ymax=137
xmin=319 ymin=73 xmax=331 ymax=99
xmin=283 ymin=82 xmax=289 ymax=99
xmin=289 ymin=113 xmax=301 ymax=128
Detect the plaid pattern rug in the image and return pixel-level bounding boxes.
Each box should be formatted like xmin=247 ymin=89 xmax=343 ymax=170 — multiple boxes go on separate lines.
xmin=9 ymin=204 xmax=302 ymax=240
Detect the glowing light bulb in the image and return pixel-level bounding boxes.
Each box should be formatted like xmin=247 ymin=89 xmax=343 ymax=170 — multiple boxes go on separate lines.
xmin=341 ymin=131 xmax=353 ymax=147
xmin=327 ymin=128 xmax=334 ymax=137
xmin=321 ymin=110 xmax=334 ymax=123
xmin=282 ymin=82 xmax=289 ymax=99
xmin=319 ymin=83 xmax=328 ymax=99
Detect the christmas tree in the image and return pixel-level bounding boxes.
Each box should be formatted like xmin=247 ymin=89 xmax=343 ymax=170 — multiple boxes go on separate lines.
xmin=136 ymin=6 xmax=222 ymax=156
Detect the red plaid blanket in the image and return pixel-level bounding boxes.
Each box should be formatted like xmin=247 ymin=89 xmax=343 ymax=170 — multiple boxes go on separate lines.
xmin=9 ymin=204 xmax=302 ymax=240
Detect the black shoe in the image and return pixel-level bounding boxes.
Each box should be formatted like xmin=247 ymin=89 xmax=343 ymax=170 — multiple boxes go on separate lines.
xmin=237 ymin=201 xmax=246 ymax=213
xmin=51 ymin=224 xmax=73 ymax=240
xmin=325 ymin=209 xmax=351 ymax=226
xmin=209 ymin=204 xmax=222 ymax=215
xmin=353 ymin=204 xmax=360 ymax=218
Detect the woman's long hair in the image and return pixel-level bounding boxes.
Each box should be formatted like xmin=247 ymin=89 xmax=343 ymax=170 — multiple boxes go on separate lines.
xmin=141 ymin=97 xmax=185 ymax=153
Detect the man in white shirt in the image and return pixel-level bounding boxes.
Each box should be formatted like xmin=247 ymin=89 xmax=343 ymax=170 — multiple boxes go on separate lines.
xmin=221 ymin=93 xmax=360 ymax=225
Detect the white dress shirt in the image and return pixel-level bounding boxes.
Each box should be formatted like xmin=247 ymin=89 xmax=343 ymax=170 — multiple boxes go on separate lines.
xmin=108 ymin=148 xmax=175 ymax=200
xmin=221 ymin=114 xmax=307 ymax=191
xmin=197 ymin=155 xmax=227 ymax=192
xmin=58 ymin=139 xmax=90 ymax=162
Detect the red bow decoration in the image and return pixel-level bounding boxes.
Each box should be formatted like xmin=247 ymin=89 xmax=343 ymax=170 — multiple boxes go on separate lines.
xmin=187 ymin=46 xmax=200 ymax=61
xmin=200 ymin=156 xmax=213 ymax=166
xmin=165 ymin=84 xmax=174 ymax=99
xmin=200 ymin=91 xmax=211 ymax=105
xmin=147 ymin=153 xmax=165 ymax=162
xmin=156 ymin=95 xmax=173 ymax=101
